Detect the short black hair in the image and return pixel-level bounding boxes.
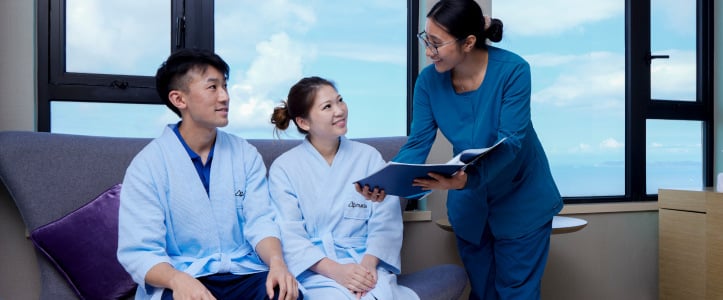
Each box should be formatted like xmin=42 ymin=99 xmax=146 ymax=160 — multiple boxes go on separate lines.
xmin=155 ymin=48 xmax=230 ymax=117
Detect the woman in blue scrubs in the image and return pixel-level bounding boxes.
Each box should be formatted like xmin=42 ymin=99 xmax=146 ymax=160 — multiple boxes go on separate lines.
xmin=361 ymin=0 xmax=563 ymax=299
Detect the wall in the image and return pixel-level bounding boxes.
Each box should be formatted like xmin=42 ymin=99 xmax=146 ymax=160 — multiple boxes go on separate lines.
xmin=0 ymin=1 xmax=41 ymax=300
xmin=542 ymin=212 xmax=658 ymax=300
xmin=0 ymin=0 xmax=36 ymax=131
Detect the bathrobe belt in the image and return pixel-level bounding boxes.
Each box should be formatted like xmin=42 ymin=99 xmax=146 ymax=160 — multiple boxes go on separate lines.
xmin=311 ymin=233 xmax=366 ymax=262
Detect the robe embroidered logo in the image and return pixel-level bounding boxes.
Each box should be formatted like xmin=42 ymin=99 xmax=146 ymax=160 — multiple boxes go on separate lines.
xmin=235 ymin=190 xmax=244 ymax=197
xmin=348 ymin=201 xmax=367 ymax=208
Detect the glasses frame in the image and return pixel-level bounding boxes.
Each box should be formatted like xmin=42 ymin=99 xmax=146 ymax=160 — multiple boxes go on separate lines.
xmin=417 ymin=31 xmax=462 ymax=56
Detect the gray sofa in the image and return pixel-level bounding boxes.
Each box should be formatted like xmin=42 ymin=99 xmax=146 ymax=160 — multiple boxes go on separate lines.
xmin=0 ymin=131 xmax=467 ymax=300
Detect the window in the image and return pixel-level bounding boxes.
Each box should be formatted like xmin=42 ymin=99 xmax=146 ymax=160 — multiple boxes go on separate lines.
xmin=40 ymin=0 xmax=409 ymax=139
xmin=65 ymin=0 xmax=170 ymax=76
xmin=646 ymin=120 xmax=703 ymax=194
xmin=39 ymin=0 xmax=714 ymax=202
xmin=213 ymin=1 xmax=408 ymax=138
xmin=492 ymin=0 xmax=713 ymax=202
xmin=495 ymin=1 xmax=626 ymax=197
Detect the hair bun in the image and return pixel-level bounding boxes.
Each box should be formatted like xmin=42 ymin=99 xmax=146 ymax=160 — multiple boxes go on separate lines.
xmin=486 ymin=18 xmax=503 ymax=43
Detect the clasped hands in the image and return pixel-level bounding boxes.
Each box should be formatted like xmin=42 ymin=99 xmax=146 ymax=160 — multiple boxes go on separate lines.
xmin=328 ymin=256 xmax=379 ymax=299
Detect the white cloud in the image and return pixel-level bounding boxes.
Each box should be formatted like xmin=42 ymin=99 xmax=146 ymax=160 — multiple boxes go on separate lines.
xmin=214 ymin=0 xmax=316 ymax=62
xmin=653 ymin=0 xmax=696 ymax=36
xmin=226 ymin=33 xmax=306 ymax=132
xmin=567 ymin=138 xmax=624 ymax=154
xmin=244 ymin=33 xmax=305 ymax=96
xmin=660 ymin=147 xmax=692 ymax=154
xmin=648 ymin=141 xmax=701 ymax=154
xmin=366 ymin=0 xmax=407 ymax=12
xmin=530 ymin=49 xmax=695 ymax=110
xmin=523 ymin=53 xmax=580 ymax=68
xmin=530 ymin=52 xmax=625 ymax=110
xmin=600 ymin=138 xmax=624 ymax=150
xmin=650 ymin=50 xmax=696 ymax=100
xmin=227 ymin=94 xmax=278 ymax=130
xmin=318 ymin=42 xmax=406 ymax=66
xmin=66 ymin=0 xmax=168 ymax=74
xmin=568 ymin=143 xmax=593 ymax=153
xmin=493 ymin=0 xmax=623 ymax=36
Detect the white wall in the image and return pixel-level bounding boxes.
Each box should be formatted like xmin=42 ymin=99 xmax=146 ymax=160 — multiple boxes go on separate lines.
xmin=0 ymin=2 xmax=41 ymax=300
xmin=0 ymin=1 xmax=36 ymax=131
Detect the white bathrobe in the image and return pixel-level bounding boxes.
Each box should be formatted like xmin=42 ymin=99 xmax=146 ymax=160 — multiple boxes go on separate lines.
xmin=269 ymin=137 xmax=419 ymax=300
xmin=118 ymin=125 xmax=280 ymax=300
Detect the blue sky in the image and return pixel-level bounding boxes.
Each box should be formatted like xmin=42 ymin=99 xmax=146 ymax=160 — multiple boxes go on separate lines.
xmin=56 ymin=0 xmax=408 ymax=139
xmin=53 ymin=0 xmax=700 ymax=196
xmin=492 ymin=0 xmax=699 ymax=194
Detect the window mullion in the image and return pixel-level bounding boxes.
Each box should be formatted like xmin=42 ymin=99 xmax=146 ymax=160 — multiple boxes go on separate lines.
xmin=179 ymin=0 xmax=214 ymax=51
xmin=699 ymin=0 xmax=714 ymax=187
xmin=646 ymin=101 xmax=707 ymax=120
xmin=37 ymin=0 xmax=53 ymax=132
xmin=626 ymin=0 xmax=651 ymax=200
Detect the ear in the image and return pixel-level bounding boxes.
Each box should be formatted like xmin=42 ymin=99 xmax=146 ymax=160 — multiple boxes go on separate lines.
xmin=463 ymin=35 xmax=477 ymax=52
xmin=295 ymin=116 xmax=310 ymax=132
xmin=168 ymin=90 xmax=187 ymax=111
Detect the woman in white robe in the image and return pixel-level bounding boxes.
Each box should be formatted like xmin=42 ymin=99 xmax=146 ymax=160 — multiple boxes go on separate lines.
xmin=268 ymin=76 xmax=419 ymax=300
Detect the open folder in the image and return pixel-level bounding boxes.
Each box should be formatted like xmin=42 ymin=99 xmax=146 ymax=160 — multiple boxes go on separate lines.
xmin=355 ymin=137 xmax=507 ymax=198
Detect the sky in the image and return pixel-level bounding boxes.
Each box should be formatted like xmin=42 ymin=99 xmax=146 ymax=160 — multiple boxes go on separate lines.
xmin=53 ymin=0 xmax=701 ymax=196
xmin=56 ymin=0 xmax=407 ymax=140
xmin=493 ymin=0 xmax=700 ymax=194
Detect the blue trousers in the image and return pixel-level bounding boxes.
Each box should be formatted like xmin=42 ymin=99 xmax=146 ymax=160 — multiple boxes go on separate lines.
xmin=456 ymin=220 xmax=552 ymax=300
xmin=161 ymin=272 xmax=304 ymax=300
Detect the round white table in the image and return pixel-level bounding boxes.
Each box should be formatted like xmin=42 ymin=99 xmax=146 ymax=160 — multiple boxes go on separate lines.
xmin=551 ymin=215 xmax=587 ymax=234
xmin=435 ymin=215 xmax=587 ymax=234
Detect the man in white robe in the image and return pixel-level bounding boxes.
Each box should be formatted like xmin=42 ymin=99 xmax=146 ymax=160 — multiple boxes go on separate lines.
xmin=117 ymin=48 xmax=300 ymax=300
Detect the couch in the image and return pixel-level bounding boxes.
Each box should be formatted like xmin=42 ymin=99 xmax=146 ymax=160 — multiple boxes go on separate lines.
xmin=0 ymin=131 xmax=467 ymax=300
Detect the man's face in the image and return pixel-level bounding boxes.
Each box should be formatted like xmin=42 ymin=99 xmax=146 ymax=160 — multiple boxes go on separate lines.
xmin=176 ymin=66 xmax=230 ymax=130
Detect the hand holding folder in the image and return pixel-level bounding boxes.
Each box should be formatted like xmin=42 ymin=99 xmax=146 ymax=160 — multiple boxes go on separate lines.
xmin=355 ymin=138 xmax=507 ymax=198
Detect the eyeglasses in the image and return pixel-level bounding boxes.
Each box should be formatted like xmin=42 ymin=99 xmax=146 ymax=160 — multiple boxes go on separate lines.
xmin=417 ymin=31 xmax=461 ymax=56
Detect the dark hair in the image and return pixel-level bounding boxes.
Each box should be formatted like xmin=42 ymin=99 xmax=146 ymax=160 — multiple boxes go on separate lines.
xmin=155 ymin=48 xmax=230 ymax=117
xmin=271 ymin=76 xmax=337 ymax=136
xmin=427 ymin=0 xmax=503 ymax=49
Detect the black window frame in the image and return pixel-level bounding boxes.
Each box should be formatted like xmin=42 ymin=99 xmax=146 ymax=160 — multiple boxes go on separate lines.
xmin=559 ymin=0 xmax=714 ymax=204
xmin=618 ymin=0 xmax=714 ymax=204
xmin=37 ymin=0 xmax=714 ymax=204
xmin=38 ymin=0 xmax=417 ymax=133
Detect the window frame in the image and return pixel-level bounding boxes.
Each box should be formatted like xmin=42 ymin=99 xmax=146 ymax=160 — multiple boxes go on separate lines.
xmin=618 ymin=0 xmax=714 ymax=204
xmin=37 ymin=0 xmax=714 ymax=203
xmin=37 ymin=0 xmax=416 ymax=133
xmin=559 ymin=0 xmax=714 ymax=204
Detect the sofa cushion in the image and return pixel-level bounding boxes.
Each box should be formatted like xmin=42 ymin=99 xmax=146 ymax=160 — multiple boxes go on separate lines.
xmin=398 ymin=264 xmax=468 ymax=300
xmin=29 ymin=183 xmax=137 ymax=300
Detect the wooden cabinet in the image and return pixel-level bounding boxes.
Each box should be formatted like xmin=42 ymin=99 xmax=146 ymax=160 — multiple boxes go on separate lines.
xmin=659 ymin=188 xmax=723 ymax=300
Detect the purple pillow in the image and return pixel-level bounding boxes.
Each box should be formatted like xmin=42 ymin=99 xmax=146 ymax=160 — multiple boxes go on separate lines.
xmin=30 ymin=183 xmax=137 ymax=299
